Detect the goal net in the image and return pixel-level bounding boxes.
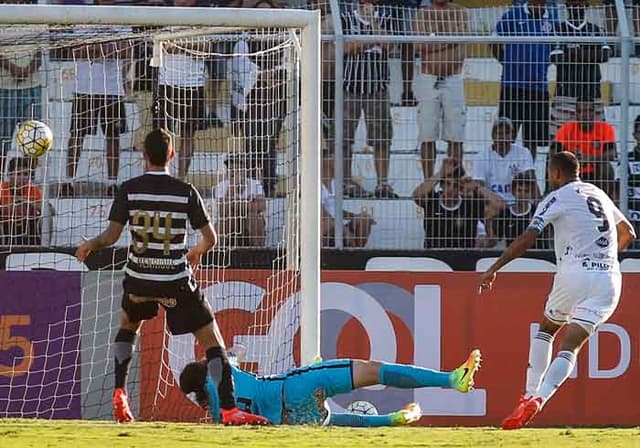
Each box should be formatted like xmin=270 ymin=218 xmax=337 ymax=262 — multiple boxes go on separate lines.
xmin=0 ymin=5 xmax=320 ymax=422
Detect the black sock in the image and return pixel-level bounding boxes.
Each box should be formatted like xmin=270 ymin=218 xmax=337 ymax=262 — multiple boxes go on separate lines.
xmin=114 ymin=329 xmax=136 ymax=391
xmin=206 ymin=346 xmax=235 ymax=410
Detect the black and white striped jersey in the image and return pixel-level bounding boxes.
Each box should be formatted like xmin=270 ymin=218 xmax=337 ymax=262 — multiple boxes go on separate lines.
xmin=341 ymin=7 xmax=395 ymax=95
xmin=108 ymin=171 xmax=210 ymax=283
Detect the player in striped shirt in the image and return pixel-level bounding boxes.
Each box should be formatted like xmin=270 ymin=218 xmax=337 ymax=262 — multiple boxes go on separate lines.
xmin=75 ymin=128 xmax=267 ymax=426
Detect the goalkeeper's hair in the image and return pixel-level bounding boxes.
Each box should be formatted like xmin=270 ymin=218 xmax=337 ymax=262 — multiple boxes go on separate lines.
xmin=144 ymin=128 xmax=173 ymax=166
xmin=179 ymin=360 xmax=209 ymax=409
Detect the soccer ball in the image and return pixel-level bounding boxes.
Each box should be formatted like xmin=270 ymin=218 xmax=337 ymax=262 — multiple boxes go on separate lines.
xmin=16 ymin=120 xmax=53 ymax=158
xmin=347 ymin=400 xmax=378 ymax=416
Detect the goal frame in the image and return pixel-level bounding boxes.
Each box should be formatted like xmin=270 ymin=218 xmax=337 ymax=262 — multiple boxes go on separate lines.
xmin=0 ymin=4 xmax=321 ymax=367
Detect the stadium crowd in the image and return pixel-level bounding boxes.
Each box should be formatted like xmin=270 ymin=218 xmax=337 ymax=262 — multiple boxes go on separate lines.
xmin=0 ymin=0 xmax=638 ymax=249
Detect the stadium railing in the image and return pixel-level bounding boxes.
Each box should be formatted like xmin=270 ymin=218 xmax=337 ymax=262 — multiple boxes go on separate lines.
xmin=0 ymin=0 xmax=637 ymax=252
xmin=322 ymin=0 xmax=636 ymax=250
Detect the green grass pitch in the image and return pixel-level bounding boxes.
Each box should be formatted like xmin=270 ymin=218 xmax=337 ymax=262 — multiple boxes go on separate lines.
xmin=1 ymin=420 xmax=640 ymax=448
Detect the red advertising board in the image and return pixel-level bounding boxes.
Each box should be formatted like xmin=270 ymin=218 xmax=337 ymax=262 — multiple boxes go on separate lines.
xmin=140 ymin=271 xmax=640 ymax=426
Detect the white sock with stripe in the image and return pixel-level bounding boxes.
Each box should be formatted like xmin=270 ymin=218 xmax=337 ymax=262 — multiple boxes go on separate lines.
xmin=538 ymin=350 xmax=577 ymax=403
xmin=524 ymin=331 xmax=554 ymax=398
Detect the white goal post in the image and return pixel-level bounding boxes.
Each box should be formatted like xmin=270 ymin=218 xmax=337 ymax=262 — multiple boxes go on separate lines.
xmin=0 ymin=3 xmax=320 ymax=417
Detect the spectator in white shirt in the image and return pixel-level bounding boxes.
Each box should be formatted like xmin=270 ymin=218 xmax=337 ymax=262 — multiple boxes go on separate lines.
xmin=229 ymin=0 xmax=288 ymax=197
xmin=153 ymin=0 xmax=210 ymax=179
xmin=322 ymin=148 xmax=375 ymax=248
xmin=67 ymin=20 xmax=130 ymax=195
xmin=473 ymin=117 xmax=541 ymax=204
xmin=216 ymin=153 xmax=266 ymax=247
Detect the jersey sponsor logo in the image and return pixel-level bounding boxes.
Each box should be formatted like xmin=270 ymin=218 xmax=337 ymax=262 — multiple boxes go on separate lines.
xmin=595 ymin=236 xmax=610 ymax=248
xmin=490 ymin=184 xmax=512 ymax=195
xmin=131 ymin=256 xmax=183 ymax=271
xmin=581 ymin=257 xmax=612 ymax=272
xmin=538 ymin=197 xmax=556 ymax=216
xmin=128 ymin=294 xmax=177 ymax=308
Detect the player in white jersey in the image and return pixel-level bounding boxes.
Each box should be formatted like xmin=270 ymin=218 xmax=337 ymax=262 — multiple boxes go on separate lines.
xmin=478 ymin=152 xmax=636 ymax=430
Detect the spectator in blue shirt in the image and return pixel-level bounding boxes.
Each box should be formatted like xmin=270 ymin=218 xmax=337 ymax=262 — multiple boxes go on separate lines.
xmin=492 ymin=0 xmax=556 ymax=160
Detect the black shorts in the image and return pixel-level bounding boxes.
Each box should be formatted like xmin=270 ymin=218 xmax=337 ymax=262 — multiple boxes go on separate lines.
xmin=70 ymin=94 xmax=126 ymax=136
xmin=153 ymin=84 xmax=206 ymax=134
xmin=121 ymin=275 xmax=214 ymax=335
xmin=498 ymin=86 xmax=549 ymax=149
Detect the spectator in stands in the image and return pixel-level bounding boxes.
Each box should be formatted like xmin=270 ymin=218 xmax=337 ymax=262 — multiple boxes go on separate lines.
xmin=413 ymin=158 xmax=503 ymax=249
xmin=153 ymin=0 xmax=210 ymax=180
xmin=229 ymin=0 xmax=287 ymax=198
xmin=216 ymin=153 xmax=266 ymax=247
xmin=377 ymin=0 xmax=418 ymax=107
xmin=67 ymin=18 xmax=130 ymax=196
xmin=319 ymin=0 xmax=336 ymax=149
xmin=123 ymin=4 xmax=167 ymax=154
xmin=0 ymin=157 xmax=41 ymax=245
xmin=493 ymin=0 xmax=556 ymax=160
xmin=341 ymin=0 xmax=397 ymax=198
xmin=492 ymin=171 xmax=549 ymax=249
xmin=0 ymin=43 xmax=41 ymax=180
xmin=626 ymin=114 xmax=640 ymax=245
xmin=604 ymin=0 xmax=640 ymax=52
xmin=322 ymin=148 xmax=375 ymax=248
xmin=549 ymin=0 xmax=611 ymax=140
xmin=413 ymin=0 xmax=468 ymax=179
xmin=552 ymin=100 xmax=617 ymax=200
xmin=472 ymin=117 xmax=541 ymax=204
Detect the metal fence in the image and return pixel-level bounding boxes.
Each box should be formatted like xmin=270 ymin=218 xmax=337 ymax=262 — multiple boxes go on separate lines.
xmin=317 ymin=0 xmax=639 ymax=250
xmin=0 ymin=0 xmax=637 ymax=252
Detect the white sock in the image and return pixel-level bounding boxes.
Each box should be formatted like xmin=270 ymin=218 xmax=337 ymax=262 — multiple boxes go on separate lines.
xmin=524 ymin=331 xmax=554 ymax=398
xmin=538 ymin=350 xmax=577 ymax=403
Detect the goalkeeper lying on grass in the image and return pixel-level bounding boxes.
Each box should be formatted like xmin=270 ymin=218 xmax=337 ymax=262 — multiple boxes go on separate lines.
xmin=179 ymin=349 xmax=481 ymax=426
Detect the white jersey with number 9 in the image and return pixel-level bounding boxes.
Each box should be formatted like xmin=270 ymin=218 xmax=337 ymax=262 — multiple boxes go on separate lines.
xmin=528 ymin=181 xmax=626 ymax=274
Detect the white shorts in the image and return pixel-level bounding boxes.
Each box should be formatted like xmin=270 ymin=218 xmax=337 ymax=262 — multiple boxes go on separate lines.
xmin=544 ymin=272 xmax=622 ymax=334
xmin=412 ymin=72 xmax=466 ymax=143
